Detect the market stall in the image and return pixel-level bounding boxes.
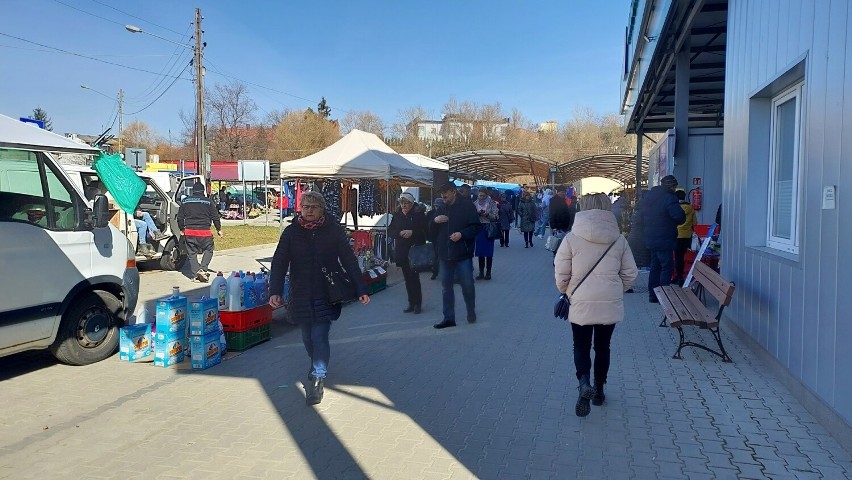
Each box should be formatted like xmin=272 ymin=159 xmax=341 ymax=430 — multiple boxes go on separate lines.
xmin=279 ymin=129 xmax=434 ymax=292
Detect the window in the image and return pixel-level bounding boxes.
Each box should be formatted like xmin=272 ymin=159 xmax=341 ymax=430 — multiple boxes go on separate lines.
xmin=0 ymin=149 xmax=78 ymax=230
xmin=766 ymin=82 xmax=804 ymax=254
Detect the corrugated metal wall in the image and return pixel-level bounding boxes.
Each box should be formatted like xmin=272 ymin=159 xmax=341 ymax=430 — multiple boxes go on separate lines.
xmin=723 ymin=0 xmax=852 ymax=424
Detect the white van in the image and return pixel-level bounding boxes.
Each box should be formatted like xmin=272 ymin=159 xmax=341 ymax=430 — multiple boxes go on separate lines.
xmin=0 ymin=114 xmax=139 ymax=365
xmin=62 ymin=165 xmax=203 ymax=271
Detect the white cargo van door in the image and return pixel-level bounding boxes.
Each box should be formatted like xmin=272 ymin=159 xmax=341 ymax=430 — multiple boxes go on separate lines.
xmin=0 ymin=150 xmax=92 ymax=350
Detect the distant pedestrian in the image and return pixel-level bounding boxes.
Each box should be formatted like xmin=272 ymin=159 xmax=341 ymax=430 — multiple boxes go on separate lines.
xmin=554 ymin=193 xmax=638 ymax=417
xmin=627 ymin=190 xmax=650 ymax=268
xmin=268 ymin=191 xmax=370 ymax=406
xmin=642 ymin=176 xmax=685 ymax=303
xmin=177 ymin=182 xmax=222 ymax=282
xmin=474 ymin=189 xmax=499 ymax=279
xmin=388 ymin=192 xmax=428 ymax=314
xmin=429 ymin=182 xmax=481 ymax=329
xmin=497 ymin=192 xmax=514 ymax=247
xmin=517 ymin=192 xmax=537 ymax=247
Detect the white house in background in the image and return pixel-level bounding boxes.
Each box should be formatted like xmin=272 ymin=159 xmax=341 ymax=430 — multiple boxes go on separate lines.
xmin=413 ymin=115 xmax=510 ymax=142
xmin=623 ymin=0 xmax=852 ymax=445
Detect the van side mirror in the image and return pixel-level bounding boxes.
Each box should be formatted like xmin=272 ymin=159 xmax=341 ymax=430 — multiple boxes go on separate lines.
xmin=92 ymin=194 xmax=110 ymax=228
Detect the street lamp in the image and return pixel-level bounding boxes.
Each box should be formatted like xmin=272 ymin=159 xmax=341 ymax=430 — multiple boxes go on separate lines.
xmin=81 ymin=84 xmax=123 ymax=152
xmin=125 ymin=11 xmax=207 ymax=180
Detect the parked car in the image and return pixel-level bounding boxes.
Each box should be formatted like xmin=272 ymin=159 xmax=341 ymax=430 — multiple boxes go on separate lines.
xmin=0 ymin=113 xmax=139 ymax=365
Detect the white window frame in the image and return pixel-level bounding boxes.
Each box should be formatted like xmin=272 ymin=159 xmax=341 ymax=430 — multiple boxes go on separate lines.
xmin=766 ymin=82 xmax=804 ymax=254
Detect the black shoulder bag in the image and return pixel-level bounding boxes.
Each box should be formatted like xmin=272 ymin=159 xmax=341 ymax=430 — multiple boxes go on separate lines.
xmin=553 ymin=240 xmax=617 ymax=320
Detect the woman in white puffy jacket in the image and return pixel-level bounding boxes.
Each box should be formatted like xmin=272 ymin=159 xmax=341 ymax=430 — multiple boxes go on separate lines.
xmin=554 ymin=193 xmax=638 ymax=418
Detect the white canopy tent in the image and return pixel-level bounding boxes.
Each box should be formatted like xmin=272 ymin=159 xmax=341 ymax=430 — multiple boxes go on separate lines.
xmin=399 ymin=153 xmax=449 ymax=171
xmin=279 ymin=129 xmax=432 ymax=185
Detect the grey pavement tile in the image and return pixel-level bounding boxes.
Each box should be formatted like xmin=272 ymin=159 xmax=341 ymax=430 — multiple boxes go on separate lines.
xmin=707 ymin=465 xmax=742 ymax=479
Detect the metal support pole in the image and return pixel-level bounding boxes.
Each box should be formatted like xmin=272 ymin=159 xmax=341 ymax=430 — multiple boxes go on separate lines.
xmin=194 ymin=8 xmax=207 ymax=180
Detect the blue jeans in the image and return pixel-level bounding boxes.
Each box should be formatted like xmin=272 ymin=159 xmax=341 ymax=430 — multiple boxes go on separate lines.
xmin=648 ymin=249 xmax=674 ymax=297
xmin=439 ymin=258 xmax=476 ymax=322
xmin=301 ymin=321 xmax=331 ymax=378
xmin=134 ymin=212 xmax=159 ymax=242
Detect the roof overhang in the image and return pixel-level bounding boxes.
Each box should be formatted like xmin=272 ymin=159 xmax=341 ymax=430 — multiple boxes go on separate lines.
xmin=437 ymin=150 xmax=556 ymax=184
xmin=556 ymin=154 xmax=647 ymax=187
xmin=621 ymin=0 xmax=728 ymax=134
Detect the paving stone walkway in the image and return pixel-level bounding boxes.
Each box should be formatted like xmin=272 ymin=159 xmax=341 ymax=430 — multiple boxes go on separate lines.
xmin=1 ymin=230 xmax=850 ymax=479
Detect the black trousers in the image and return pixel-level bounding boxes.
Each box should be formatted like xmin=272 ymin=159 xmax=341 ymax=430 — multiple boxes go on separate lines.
xmin=477 ymin=256 xmax=493 ymax=274
xmin=400 ymin=261 xmax=422 ymax=306
xmin=184 ymin=235 xmax=214 ymax=275
xmin=570 ymin=323 xmax=616 ymax=383
xmin=675 ymin=237 xmax=691 ymax=282
xmin=523 ymin=231 xmax=534 ymax=245
xmin=500 ymin=229 xmax=510 ymax=246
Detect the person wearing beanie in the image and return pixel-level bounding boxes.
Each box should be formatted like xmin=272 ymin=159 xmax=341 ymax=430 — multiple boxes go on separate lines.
xmin=177 ymin=182 xmax=223 ymax=282
xmin=388 ymin=192 xmax=428 ymax=313
xmin=641 ymin=175 xmax=685 ymax=302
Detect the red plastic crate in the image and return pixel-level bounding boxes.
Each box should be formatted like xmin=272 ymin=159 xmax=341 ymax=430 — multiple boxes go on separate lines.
xmin=220 ymin=304 xmax=272 ymax=332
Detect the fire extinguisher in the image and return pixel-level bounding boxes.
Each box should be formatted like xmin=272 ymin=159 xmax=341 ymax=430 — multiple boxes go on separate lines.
xmin=690 ymin=187 xmax=703 ymax=211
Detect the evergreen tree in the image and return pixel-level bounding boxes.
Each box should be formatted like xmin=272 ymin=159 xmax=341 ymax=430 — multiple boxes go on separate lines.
xmin=32 ymin=106 xmax=53 ymax=131
xmin=317 ymin=97 xmax=331 ymax=119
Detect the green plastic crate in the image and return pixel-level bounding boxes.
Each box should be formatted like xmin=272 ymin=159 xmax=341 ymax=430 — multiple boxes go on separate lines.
xmin=224 ymin=323 xmax=271 ymax=352
xmin=367 ymin=277 xmax=387 ymax=295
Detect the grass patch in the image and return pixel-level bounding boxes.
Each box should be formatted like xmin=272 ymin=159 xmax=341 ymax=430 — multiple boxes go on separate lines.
xmin=213 ymin=225 xmax=282 ymax=250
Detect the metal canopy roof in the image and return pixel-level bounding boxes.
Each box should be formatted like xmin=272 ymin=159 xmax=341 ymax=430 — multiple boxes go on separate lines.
xmin=623 ymin=0 xmax=728 ymax=133
xmin=556 ymin=154 xmax=647 ymax=187
xmin=438 ymin=150 xmax=646 ymax=187
xmin=438 ymin=150 xmax=557 ymax=184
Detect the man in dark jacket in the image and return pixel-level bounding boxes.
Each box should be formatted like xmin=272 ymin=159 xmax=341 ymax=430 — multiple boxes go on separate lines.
xmin=177 ymin=182 xmax=223 ymax=282
xmin=428 ymin=182 xmax=481 ymax=329
xmin=549 ymin=188 xmax=575 ymax=233
xmin=641 ymin=175 xmax=686 ymax=302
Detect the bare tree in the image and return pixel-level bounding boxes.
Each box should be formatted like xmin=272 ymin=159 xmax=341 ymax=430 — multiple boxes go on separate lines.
xmin=267 ymin=110 xmax=340 ymax=162
xmin=205 ymin=81 xmax=258 ymax=161
xmin=391 ymin=105 xmax=430 ymax=139
xmin=340 ymin=110 xmax=386 ymax=137
xmin=122 ymin=120 xmax=158 ymax=150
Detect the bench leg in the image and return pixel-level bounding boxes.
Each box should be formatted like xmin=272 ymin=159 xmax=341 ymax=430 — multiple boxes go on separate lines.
xmin=659 ymin=315 xmax=668 ymax=328
xmin=673 ymin=327 xmax=686 ymax=359
xmin=709 ymin=325 xmax=733 ymax=363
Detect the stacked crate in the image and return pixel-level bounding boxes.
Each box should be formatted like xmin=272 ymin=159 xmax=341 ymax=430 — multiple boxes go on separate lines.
xmin=220 ymin=304 xmax=272 ymax=351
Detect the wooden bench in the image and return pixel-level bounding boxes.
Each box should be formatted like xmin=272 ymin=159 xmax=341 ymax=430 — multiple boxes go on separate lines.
xmin=653 ymin=262 xmax=735 ymax=363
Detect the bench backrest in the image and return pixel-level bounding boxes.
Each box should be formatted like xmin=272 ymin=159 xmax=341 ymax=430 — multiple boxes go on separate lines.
xmin=691 ymin=262 xmax=735 ymax=306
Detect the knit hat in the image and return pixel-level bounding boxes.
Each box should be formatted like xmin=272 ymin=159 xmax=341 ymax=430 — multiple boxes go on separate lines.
xmin=661 ymin=175 xmax=678 ymax=189
xmin=399 ymin=192 xmax=416 ymax=204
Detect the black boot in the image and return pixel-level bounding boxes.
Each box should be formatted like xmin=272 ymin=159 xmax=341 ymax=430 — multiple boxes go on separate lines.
xmin=306 ymin=377 xmax=324 ymax=405
xmin=592 ymin=380 xmax=605 ymax=406
xmin=413 ymin=304 xmax=421 ymax=314
xmin=476 ymin=271 xmax=485 ymax=280
xmin=403 ymin=304 xmax=415 ymax=313
xmin=575 ymin=375 xmax=594 ymax=417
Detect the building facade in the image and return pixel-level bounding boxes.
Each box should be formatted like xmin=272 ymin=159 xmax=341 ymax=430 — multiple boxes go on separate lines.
xmin=622 ymin=0 xmax=852 ymax=437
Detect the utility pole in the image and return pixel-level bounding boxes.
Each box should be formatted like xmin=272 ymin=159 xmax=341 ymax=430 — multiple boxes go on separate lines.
xmin=118 ymin=88 xmax=124 ymax=153
xmin=194 ymin=8 xmax=207 ymax=179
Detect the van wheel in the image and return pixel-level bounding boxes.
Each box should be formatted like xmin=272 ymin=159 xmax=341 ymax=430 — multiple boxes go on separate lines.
xmin=50 ymin=290 xmax=121 ymax=365
xmin=160 ymin=238 xmax=186 ymax=271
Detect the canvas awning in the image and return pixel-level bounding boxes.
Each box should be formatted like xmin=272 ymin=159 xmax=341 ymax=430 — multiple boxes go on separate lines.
xmin=279 ymin=129 xmax=433 ymax=185
xmin=399 ymin=153 xmax=449 ymax=171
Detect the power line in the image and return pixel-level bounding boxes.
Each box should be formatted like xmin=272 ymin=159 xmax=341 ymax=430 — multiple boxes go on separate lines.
xmin=128 ymin=24 xmax=193 ymax=102
xmin=50 ymin=0 xmax=126 ymax=28
xmin=124 ymin=61 xmax=191 ymax=115
xmin=0 ymin=32 xmax=193 ymax=80
xmin=89 ymin=0 xmax=187 ymax=37
xmin=0 ymin=44 xmax=181 ymax=57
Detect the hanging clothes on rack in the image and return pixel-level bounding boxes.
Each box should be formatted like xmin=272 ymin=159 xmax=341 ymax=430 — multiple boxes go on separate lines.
xmin=358 ymin=179 xmax=380 ymax=217
xmin=321 ymin=180 xmax=343 ymax=222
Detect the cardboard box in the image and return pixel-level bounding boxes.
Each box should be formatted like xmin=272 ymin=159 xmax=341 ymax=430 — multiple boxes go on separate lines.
xmin=153 ymin=332 xmax=186 ymax=367
xmin=190 ymin=331 xmax=222 ymax=370
xmin=189 ymin=297 xmax=219 ymax=336
xmin=119 ymin=324 xmax=152 ymax=362
xmin=155 ymin=294 xmax=188 ymax=337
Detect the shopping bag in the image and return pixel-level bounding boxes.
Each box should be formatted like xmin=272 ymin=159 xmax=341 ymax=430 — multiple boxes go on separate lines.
xmin=92 ymin=151 xmax=146 ymax=213
xmin=408 ymin=244 xmax=436 ymax=272
xmin=486 ymin=222 xmax=501 ymax=240
xmin=546 ymin=231 xmax=566 ymax=253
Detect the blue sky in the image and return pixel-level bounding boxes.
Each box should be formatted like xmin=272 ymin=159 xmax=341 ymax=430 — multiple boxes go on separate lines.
xmin=0 ymin=0 xmax=629 ymax=139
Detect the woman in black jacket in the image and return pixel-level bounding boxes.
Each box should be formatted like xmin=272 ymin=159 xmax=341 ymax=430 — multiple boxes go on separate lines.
xmin=388 ymin=192 xmax=428 ymax=313
xmin=268 ymin=191 xmax=370 ymax=406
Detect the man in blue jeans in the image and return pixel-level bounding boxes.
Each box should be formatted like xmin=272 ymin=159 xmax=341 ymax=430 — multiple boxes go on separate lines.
xmin=134 ymin=208 xmax=166 ymax=256
xmin=641 ymin=175 xmax=686 ymax=303
xmin=428 ymin=182 xmax=482 ymax=329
